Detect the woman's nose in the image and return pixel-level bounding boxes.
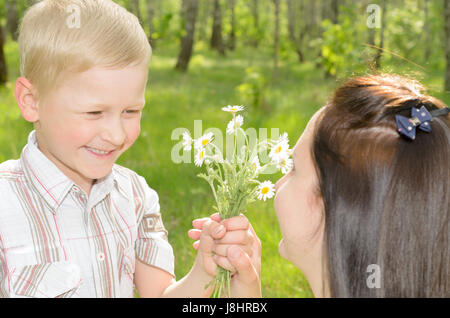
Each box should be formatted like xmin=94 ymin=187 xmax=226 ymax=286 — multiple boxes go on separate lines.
xmin=275 ymin=176 xmax=285 ymax=192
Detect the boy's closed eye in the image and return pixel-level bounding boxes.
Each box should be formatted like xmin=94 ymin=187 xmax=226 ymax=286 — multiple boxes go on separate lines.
xmin=86 ymin=109 xmax=142 ymax=116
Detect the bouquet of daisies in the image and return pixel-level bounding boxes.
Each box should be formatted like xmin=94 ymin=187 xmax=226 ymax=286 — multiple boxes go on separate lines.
xmin=182 ymin=105 xmax=293 ymax=298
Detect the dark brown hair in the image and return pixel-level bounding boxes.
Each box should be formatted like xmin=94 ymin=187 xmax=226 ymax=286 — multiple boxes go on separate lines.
xmin=311 ymin=74 xmax=449 ymax=297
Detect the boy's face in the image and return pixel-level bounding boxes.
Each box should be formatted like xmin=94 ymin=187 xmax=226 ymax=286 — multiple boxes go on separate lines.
xmin=34 ymin=63 xmax=148 ymax=192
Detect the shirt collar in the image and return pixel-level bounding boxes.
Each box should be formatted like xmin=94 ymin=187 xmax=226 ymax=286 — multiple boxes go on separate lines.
xmin=20 ymin=130 xmax=124 ymax=213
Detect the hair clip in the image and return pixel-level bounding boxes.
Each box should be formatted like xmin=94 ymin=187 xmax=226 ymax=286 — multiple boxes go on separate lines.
xmin=395 ymin=105 xmax=450 ymax=140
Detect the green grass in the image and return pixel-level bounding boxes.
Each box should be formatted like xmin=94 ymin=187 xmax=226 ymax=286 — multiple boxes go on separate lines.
xmin=1 ymin=38 xmax=448 ymax=298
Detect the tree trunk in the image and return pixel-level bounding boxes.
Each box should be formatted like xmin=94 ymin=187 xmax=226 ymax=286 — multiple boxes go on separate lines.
xmin=424 ymin=0 xmax=431 ymax=62
xmin=130 ymin=0 xmax=142 ymax=23
xmin=445 ymin=0 xmax=450 ymax=91
xmin=175 ymin=0 xmax=199 ymax=72
xmin=147 ymin=0 xmax=157 ymax=47
xmin=374 ymin=0 xmax=386 ymax=68
xmin=0 ymin=24 xmax=8 ymax=86
xmin=321 ymin=0 xmax=338 ymax=24
xmin=306 ymin=0 xmax=319 ymax=38
xmin=331 ymin=0 xmax=339 ymax=24
xmin=250 ymin=0 xmax=260 ymax=47
xmin=273 ymin=0 xmax=280 ymax=84
xmin=287 ymin=0 xmax=305 ymax=63
xmin=228 ymin=0 xmax=236 ymax=51
xmin=197 ymin=0 xmax=211 ymax=42
xmin=367 ymin=0 xmax=375 ymax=55
xmin=210 ymin=0 xmax=225 ymax=55
xmin=6 ymin=0 xmax=19 ymax=41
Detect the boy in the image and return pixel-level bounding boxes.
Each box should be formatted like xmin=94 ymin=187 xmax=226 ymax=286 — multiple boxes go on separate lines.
xmin=0 ymin=0 xmax=260 ymax=297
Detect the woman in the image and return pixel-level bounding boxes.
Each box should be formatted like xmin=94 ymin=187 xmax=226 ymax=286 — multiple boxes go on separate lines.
xmin=276 ymin=74 xmax=449 ymax=297
xmin=192 ymin=74 xmax=449 ymax=297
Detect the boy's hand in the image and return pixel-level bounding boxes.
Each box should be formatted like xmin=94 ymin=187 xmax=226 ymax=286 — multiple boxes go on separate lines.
xmin=188 ymin=213 xmax=261 ymax=297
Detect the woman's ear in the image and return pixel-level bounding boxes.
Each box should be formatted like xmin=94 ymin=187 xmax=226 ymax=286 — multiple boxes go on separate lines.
xmin=15 ymin=77 xmax=40 ymax=123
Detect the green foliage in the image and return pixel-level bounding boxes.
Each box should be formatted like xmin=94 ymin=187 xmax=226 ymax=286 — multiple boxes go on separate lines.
xmin=320 ymin=4 xmax=367 ymax=78
xmin=236 ymin=67 xmax=267 ymax=113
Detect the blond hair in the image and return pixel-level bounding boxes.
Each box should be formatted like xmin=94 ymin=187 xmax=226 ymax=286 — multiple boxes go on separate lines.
xmin=18 ymin=0 xmax=151 ymax=102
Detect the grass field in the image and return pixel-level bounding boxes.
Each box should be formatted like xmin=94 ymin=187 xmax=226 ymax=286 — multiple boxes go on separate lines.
xmin=0 ymin=38 xmax=448 ymax=297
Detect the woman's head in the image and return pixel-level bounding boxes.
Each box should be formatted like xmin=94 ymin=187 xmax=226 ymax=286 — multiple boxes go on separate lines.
xmin=275 ymin=74 xmax=449 ymax=297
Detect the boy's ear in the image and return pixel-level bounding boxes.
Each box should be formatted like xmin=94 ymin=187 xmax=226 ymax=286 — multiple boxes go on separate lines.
xmin=15 ymin=77 xmax=40 ymax=123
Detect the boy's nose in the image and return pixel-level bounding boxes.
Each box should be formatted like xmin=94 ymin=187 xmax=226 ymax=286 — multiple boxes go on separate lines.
xmin=102 ymin=119 xmax=126 ymax=147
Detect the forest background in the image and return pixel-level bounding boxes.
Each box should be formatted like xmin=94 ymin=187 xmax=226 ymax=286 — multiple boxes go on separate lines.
xmin=0 ymin=0 xmax=449 ymax=297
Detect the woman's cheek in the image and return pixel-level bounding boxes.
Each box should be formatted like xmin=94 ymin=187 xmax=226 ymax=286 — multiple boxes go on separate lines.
xmin=274 ymin=186 xmax=293 ymax=239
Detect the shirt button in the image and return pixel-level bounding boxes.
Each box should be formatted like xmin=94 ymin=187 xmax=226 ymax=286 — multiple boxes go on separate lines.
xmin=97 ymin=252 xmax=105 ymax=262
xmin=72 ymin=186 xmax=80 ymax=192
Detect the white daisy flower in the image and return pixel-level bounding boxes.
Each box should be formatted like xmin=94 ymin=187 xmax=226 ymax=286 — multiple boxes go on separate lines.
xmin=269 ymin=141 xmax=290 ymax=163
xmin=226 ymin=115 xmax=244 ymax=135
xmin=250 ymin=156 xmax=261 ymax=174
xmin=256 ymin=181 xmax=275 ymax=201
xmin=222 ymin=105 xmax=244 ymax=114
xmin=194 ymin=132 xmax=214 ymax=150
xmin=194 ymin=148 xmax=206 ymax=167
xmin=277 ymin=132 xmax=289 ymax=145
xmin=277 ymin=157 xmax=294 ymax=174
xmin=182 ymin=131 xmax=193 ymax=151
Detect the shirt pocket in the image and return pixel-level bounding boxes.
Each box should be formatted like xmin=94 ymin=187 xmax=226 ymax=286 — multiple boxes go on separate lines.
xmin=11 ymin=261 xmax=81 ymax=298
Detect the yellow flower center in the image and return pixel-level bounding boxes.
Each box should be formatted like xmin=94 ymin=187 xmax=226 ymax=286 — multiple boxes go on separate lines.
xmin=261 ymin=187 xmax=269 ymax=195
xmin=199 ymin=151 xmax=204 ymax=159
xmin=202 ymin=139 xmax=210 ymax=146
xmin=252 ymin=163 xmax=257 ymax=170
xmin=275 ymin=146 xmax=282 ymax=154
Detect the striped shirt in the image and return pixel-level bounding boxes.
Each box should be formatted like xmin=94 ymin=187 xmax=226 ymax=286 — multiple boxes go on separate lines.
xmin=0 ymin=130 xmax=175 ymax=297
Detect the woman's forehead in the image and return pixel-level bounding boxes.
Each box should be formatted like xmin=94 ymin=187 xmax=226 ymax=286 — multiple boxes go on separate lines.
xmin=294 ymin=106 xmax=327 ymax=153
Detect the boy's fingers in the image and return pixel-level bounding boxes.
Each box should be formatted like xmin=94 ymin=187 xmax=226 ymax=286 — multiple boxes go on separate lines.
xmin=188 ymin=229 xmax=201 ymax=240
xmin=200 ymin=220 xmax=226 ymax=251
xmin=192 ymin=217 xmax=210 ymax=230
xmin=213 ymin=244 xmax=253 ymax=258
xmin=213 ymin=255 xmax=236 ymax=273
xmin=198 ymin=221 xmax=218 ymax=275
xmin=215 ymin=229 xmax=252 ymax=245
xmin=210 ymin=213 xmax=221 ymax=222
xmin=221 ymin=214 xmax=249 ymax=231
xmin=204 ymin=221 xmax=226 ymax=240
xmin=193 ymin=240 xmax=200 ymax=250
xmin=227 ymin=246 xmax=259 ymax=284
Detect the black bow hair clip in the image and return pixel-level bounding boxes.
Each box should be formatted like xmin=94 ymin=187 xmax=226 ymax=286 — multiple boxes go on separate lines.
xmin=395 ymin=105 xmax=450 ymax=140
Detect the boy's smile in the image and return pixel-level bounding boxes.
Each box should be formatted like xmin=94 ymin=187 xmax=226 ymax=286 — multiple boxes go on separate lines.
xmin=19 ymin=62 xmax=148 ymax=196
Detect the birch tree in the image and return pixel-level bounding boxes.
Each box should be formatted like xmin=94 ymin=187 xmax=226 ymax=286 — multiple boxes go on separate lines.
xmin=0 ymin=23 xmax=7 ymax=86
xmin=287 ymin=0 xmax=305 ymax=62
xmin=175 ymin=0 xmax=199 ymax=72
xmin=273 ymin=0 xmax=280 ymax=83
xmin=445 ymin=0 xmax=450 ymax=91
xmin=210 ymin=0 xmax=225 ymax=55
